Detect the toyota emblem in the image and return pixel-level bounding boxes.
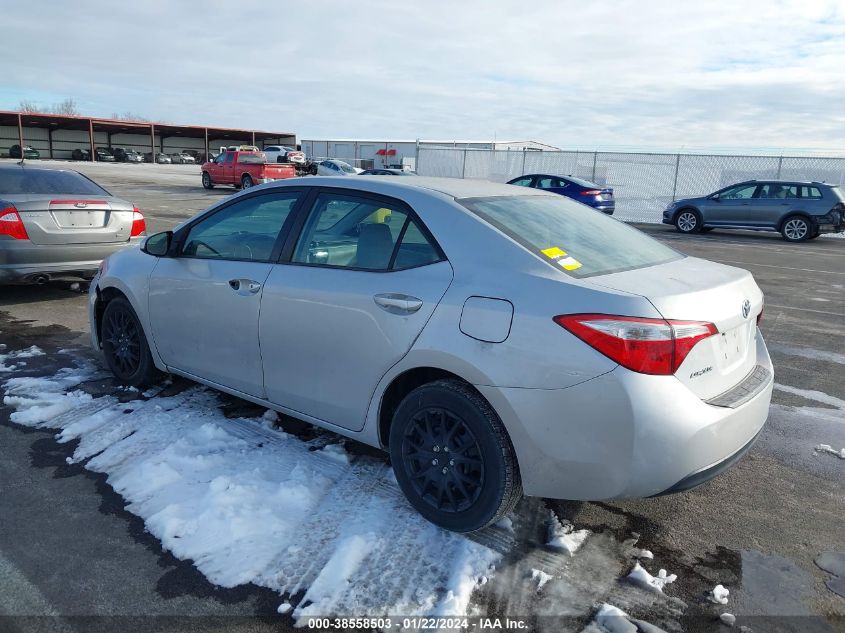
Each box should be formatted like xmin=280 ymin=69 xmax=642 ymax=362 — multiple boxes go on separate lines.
xmin=742 ymin=299 xmax=751 ymax=319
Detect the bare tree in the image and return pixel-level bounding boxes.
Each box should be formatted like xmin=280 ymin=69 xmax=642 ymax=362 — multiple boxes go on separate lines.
xmin=18 ymin=99 xmax=44 ymax=113
xmin=111 ymin=111 xmax=150 ymax=122
xmin=52 ymin=98 xmax=79 ymax=116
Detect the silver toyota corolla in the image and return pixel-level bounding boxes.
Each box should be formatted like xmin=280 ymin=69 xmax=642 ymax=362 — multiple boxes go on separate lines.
xmin=89 ymin=176 xmax=773 ymax=532
xmin=0 ymin=164 xmax=146 ymax=284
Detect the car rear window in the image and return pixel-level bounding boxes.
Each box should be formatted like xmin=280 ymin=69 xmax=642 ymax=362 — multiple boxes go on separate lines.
xmin=0 ymin=168 xmax=109 ymax=195
xmin=460 ymin=195 xmax=682 ymax=279
xmin=238 ymin=152 xmax=266 ymax=164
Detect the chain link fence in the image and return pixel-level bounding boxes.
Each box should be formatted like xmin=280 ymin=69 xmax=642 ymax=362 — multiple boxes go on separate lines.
xmin=417 ymin=147 xmax=845 ymax=224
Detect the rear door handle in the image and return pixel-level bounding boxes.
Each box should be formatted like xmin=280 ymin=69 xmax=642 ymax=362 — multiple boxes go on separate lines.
xmin=229 ymin=279 xmax=262 ymax=295
xmin=373 ymin=293 xmax=423 ymax=315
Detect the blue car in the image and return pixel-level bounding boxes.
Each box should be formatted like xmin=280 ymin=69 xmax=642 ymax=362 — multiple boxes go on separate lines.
xmin=507 ymin=174 xmax=615 ymax=214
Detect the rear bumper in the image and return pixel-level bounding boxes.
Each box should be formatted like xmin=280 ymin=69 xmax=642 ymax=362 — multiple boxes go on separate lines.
xmin=0 ymin=238 xmax=142 ymax=283
xmin=477 ymin=328 xmax=774 ymax=500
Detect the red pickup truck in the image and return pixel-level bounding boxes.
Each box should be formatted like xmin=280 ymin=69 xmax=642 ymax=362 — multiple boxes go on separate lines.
xmin=201 ymin=151 xmax=296 ymax=190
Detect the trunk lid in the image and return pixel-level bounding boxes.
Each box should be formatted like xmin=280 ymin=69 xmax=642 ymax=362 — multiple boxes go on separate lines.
xmin=592 ymin=256 xmax=763 ymax=399
xmin=11 ymin=195 xmax=135 ymax=245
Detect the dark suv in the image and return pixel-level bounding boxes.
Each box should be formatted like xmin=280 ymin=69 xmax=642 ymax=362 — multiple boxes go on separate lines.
xmin=664 ymin=180 xmax=845 ymax=242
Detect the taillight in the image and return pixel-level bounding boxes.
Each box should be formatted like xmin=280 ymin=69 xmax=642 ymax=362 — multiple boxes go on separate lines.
xmin=130 ymin=207 xmax=146 ymax=237
xmin=0 ymin=206 xmax=29 ymax=240
xmin=581 ymin=189 xmax=602 ymax=196
xmin=553 ymin=314 xmax=718 ymax=375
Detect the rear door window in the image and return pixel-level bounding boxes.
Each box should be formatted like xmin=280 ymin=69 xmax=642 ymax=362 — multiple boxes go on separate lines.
xmin=291 ymin=192 xmax=442 ymax=271
xmin=460 ymin=195 xmax=682 ymax=279
xmin=536 ymin=176 xmax=564 ymax=188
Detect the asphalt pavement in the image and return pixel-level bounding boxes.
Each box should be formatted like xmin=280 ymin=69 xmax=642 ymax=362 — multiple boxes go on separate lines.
xmin=1 ymin=160 xmax=843 ymax=632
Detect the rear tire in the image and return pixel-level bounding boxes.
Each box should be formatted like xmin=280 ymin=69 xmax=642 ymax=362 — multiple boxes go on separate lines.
xmin=201 ymin=172 xmax=213 ymax=189
xmin=101 ymin=297 xmax=160 ymax=388
xmin=389 ymin=379 xmax=522 ymax=532
xmin=674 ymin=209 xmax=701 ymax=233
xmin=241 ymin=174 xmax=254 ymax=189
xmin=781 ymin=215 xmax=811 ymax=242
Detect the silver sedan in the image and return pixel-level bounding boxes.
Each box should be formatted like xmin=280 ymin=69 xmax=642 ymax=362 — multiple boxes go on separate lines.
xmin=1 ymin=164 xmax=146 ymax=284
xmin=89 ymin=177 xmax=773 ymax=532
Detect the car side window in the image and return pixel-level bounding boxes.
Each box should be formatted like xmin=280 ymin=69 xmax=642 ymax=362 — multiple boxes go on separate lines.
xmin=181 ymin=192 xmax=301 ymax=262
xmin=758 ymin=184 xmax=791 ymax=199
xmin=537 ymin=176 xmax=562 ymax=189
xmin=510 ymin=177 xmax=534 ymax=187
xmin=223 ymin=153 xmax=234 ymax=164
xmin=721 ymin=185 xmax=758 ymax=200
xmin=292 ymin=193 xmax=441 ymax=271
xmin=800 ymin=186 xmax=822 ymax=199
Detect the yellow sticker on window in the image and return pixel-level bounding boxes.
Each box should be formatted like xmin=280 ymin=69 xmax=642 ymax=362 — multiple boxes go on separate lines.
xmin=558 ymin=257 xmax=583 ymax=270
xmin=541 ymin=246 xmax=582 ymax=270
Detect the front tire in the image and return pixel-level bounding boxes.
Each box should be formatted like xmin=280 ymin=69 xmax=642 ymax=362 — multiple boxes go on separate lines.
xmin=674 ymin=209 xmax=701 ymax=233
xmin=202 ymin=172 xmax=213 ymax=189
xmin=781 ymin=215 xmax=811 ymax=242
xmin=101 ymin=297 xmax=160 ymax=388
xmin=389 ymin=379 xmax=522 ymax=532
xmin=241 ymin=174 xmax=254 ymax=189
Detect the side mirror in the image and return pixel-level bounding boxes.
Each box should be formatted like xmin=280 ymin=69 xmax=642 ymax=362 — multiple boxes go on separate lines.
xmin=142 ymin=231 xmax=172 ymax=257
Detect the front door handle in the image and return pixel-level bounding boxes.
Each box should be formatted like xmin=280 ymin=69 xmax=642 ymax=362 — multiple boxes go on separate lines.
xmin=374 ymin=293 xmax=423 ymax=315
xmin=229 ymin=279 xmax=262 ymax=295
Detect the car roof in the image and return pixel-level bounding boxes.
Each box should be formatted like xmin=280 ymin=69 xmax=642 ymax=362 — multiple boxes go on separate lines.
xmin=272 ymin=176 xmax=550 ymax=200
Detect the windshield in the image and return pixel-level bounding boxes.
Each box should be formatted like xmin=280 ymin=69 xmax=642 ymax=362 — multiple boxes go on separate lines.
xmin=459 ymin=195 xmax=682 ymax=278
xmin=338 ymin=162 xmax=356 ymax=173
xmin=0 ymin=168 xmax=110 ymax=195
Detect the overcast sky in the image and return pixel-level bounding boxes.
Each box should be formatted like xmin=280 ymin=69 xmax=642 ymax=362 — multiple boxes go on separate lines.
xmin=3 ymin=1 xmax=845 ymax=152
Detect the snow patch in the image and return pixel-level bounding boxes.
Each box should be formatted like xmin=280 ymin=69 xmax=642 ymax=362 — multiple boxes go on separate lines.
xmin=2 ymin=367 xmax=501 ymax=621
xmin=814 ymin=444 xmax=845 ymax=459
xmin=495 ymin=516 xmax=514 ymax=533
xmin=720 ymin=612 xmax=736 ymax=626
xmin=626 ymin=562 xmax=677 ymax=593
xmin=709 ymin=584 xmax=730 ymax=604
xmin=0 ymin=345 xmax=46 ymax=373
xmin=546 ymin=510 xmax=589 ymax=555
xmin=594 ymin=603 xmax=638 ymax=633
xmin=531 ymin=568 xmax=553 ymax=590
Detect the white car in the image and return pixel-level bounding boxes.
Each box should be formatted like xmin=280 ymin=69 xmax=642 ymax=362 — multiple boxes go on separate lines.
xmin=316 ymin=159 xmax=358 ymax=176
xmin=170 ymin=152 xmax=196 ymax=164
xmin=263 ymin=146 xmax=306 ymax=165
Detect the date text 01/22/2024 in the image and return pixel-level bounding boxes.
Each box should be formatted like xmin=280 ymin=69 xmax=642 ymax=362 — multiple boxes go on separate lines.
xmin=305 ymin=617 xmax=529 ymax=630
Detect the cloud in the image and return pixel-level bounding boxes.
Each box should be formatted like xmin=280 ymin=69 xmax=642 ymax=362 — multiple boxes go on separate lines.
xmin=2 ymin=0 xmax=845 ymax=151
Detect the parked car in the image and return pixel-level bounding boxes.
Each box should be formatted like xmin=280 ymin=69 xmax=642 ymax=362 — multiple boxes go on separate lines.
xmin=71 ymin=149 xmax=91 ymax=161
xmin=316 ymin=159 xmax=358 ymax=176
xmin=359 ymin=168 xmax=417 ymax=176
xmin=113 ymin=148 xmax=144 ymax=163
xmin=201 ymin=150 xmax=296 ymax=189
xmin=9 ymin=145 xmax=40 ymax=160
xmin=0 ymin=164 xmax=146 ymax=284
xmin=664 ymin=180 xmax=845 ymax=242
xmin=507 ymin=174 xmax=615 ymax=214
xmin=144 ymin=152 xmax=172 ymax=164
xmin=170 ymin=152 xmax=196 ymax=164
xmin=94 ymin=147 xmax=116 ymax=162
xmin=90 ymin=176 xmax=772 ymax=532
xmin=263 ymin=145 xmax=306 ymax=165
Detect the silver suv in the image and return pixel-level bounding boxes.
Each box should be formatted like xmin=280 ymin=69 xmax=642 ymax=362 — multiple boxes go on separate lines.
xmin=664 ymin=180 xmax=845 ymax=241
